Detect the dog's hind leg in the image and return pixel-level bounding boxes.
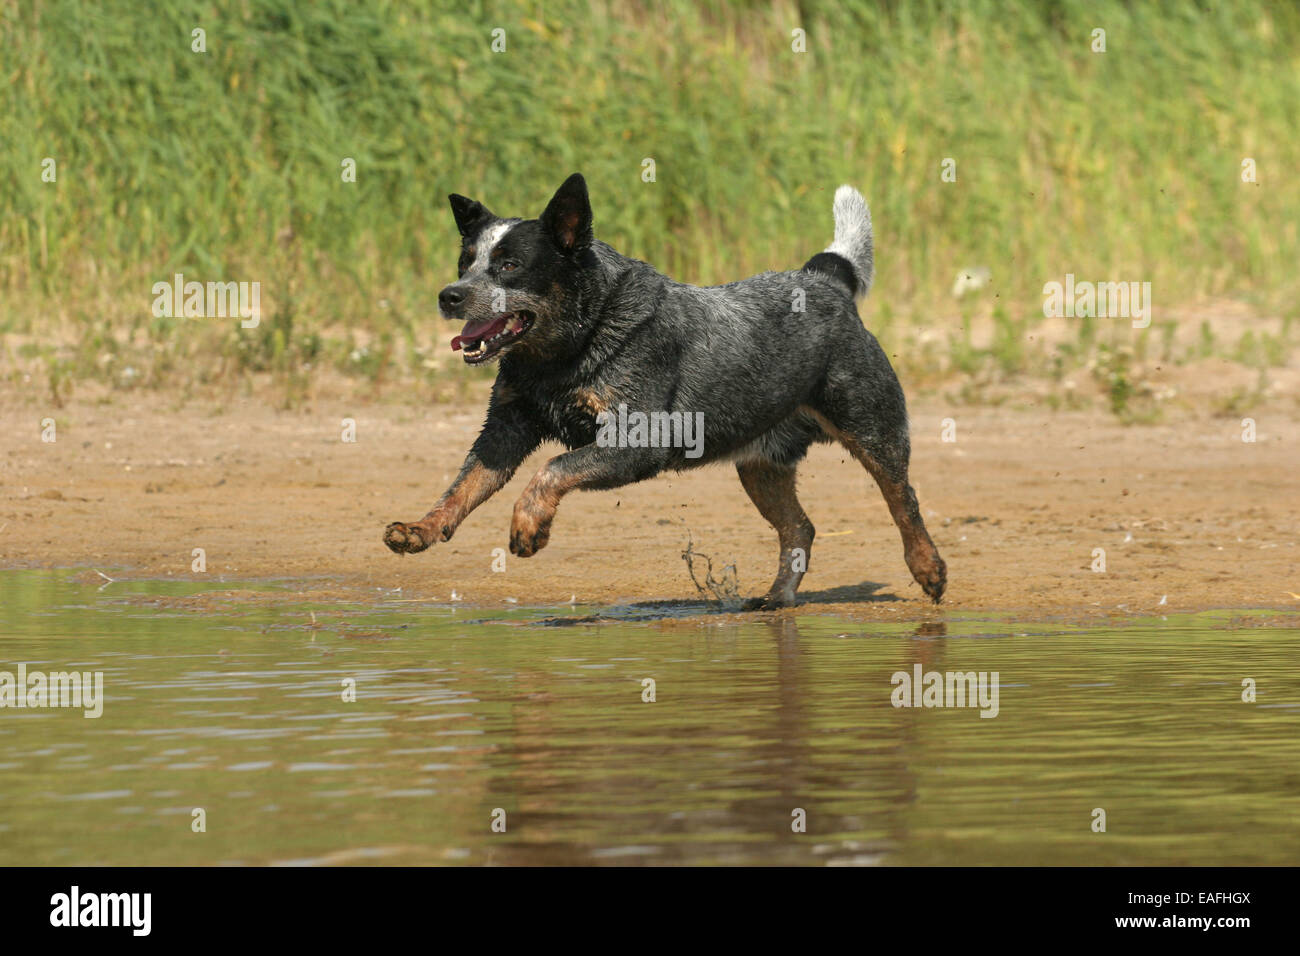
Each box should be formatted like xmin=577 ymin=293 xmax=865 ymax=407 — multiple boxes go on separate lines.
xmin=815 ymin=410 xmax=946 ymax=602
xmin=856 ymin=450 xmax=947 ymax=603
xmin=808 ymin=341 xmax=947 ymax=602
xmin=736 ymin=458 xmax=815 ymax=610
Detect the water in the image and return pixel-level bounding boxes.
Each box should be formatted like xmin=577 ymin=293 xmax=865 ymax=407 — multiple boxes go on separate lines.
xmin=1 ymin=570 xmax=1297 ymax=865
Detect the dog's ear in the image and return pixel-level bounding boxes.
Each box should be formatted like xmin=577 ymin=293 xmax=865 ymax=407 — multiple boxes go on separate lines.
xmin=448 ymin=194 xmax=494 ymax=237
xmin=540 ymin=173 xmax=593 ymax=254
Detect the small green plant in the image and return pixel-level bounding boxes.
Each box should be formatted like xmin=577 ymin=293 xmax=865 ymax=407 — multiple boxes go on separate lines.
xmin=990 ymin=307 xmax=1025 ymax=375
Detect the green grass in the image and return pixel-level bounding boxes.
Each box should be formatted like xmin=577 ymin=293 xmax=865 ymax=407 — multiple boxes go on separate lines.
xmin=1 ymin=0 xmax=1298 ymax=404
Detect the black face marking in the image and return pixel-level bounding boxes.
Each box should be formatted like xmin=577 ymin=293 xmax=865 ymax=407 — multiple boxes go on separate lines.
xmin=439 ymin=176 xmax=601 ymax=366
xmin=442 ymin=218 xmax=580 ymax=364
xmin=456 ymin=221 xmax=561 ymax=287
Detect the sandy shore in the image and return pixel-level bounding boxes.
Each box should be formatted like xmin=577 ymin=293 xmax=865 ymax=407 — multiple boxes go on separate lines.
xmin=2 ymin=385 xmax=1297 ymax=621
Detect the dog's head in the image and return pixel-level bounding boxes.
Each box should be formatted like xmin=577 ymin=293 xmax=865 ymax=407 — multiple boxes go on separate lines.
xmin=439 ymin=173 xmax=594 ymax=365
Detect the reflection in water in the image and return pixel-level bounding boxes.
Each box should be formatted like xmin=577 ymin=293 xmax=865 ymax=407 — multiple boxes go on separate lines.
xmin=0 ymin=570 xmax=1298 ymax=865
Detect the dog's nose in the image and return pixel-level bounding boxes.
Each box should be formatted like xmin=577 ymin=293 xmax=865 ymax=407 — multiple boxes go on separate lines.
xmin=438 ymin=286 xmax=466 ymax=313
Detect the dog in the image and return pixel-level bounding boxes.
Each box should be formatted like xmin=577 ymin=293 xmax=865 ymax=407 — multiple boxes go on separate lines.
xmin=383 ymin=174 xmax=947 ymax=607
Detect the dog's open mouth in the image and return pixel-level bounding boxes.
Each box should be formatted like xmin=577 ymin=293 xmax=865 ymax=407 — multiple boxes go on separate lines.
xmin=450 ymin=312 xmax=534 ymax=364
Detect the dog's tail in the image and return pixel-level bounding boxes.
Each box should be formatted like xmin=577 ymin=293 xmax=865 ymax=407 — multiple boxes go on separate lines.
xmin=802 ymin=184 xmax=873 ymax=299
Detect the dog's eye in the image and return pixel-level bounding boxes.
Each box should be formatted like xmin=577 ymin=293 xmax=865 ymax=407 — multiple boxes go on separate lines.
xmin=500 ymin=260 xmax=519 ymax=273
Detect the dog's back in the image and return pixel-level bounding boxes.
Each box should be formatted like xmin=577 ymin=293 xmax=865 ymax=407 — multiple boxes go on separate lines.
xmin=549 ymin=188 xmax=895 ymax=469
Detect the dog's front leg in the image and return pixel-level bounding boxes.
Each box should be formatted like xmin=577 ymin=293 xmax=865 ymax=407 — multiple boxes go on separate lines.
xmin=509 ymin=444 xmax=668 ymax=558
xmin=384 ymin=401 xmax=540 ymax=555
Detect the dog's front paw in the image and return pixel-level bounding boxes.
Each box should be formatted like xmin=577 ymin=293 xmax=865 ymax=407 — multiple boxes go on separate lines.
xmin=384 ymin=521 xmax=434 ymax=554
xmin=509 ymin=500 xmax=553 ymax=558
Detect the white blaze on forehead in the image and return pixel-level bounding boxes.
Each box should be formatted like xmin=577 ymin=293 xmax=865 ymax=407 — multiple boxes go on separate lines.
xmin=470 ymin=221 xmax=517 ymax=273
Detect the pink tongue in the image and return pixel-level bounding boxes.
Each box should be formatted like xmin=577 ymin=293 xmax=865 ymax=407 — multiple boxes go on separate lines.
xmin=451 ymin=316 xmax=509 ymax=352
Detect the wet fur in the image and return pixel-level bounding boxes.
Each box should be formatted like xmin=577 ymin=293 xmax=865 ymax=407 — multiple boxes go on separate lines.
xmin=384 ymin=174 xmax=947 ymax=607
